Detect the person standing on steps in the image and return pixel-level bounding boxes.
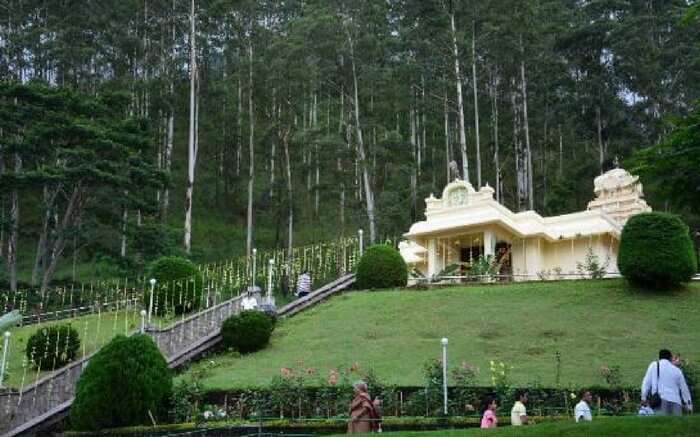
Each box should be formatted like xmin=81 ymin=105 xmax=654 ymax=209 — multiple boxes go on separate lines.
xmin=641 ymin=349 xmax=693 ymax=416
xmin=296 ymin=270 xmax=311 ymax=298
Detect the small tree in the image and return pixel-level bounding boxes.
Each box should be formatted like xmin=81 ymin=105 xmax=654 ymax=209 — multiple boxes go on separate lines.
xmin=356 ymin=244 xmax=408 ymax=290
xmin=221 ymin=310 xmax=276 ymax=353
xmin=146 ymin=256 xmax=204 ymax=315
xmin=618 ymin=212 xmax=697 ymax=288
xmin=25 ymin=324 xmax=80 ymax=370
xmin=70 ymin=334 xmax=172 ymax=431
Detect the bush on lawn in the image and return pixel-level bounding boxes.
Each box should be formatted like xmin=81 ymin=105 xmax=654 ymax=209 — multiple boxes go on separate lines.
xmin=25 ymin=324 xmax=80 ymax=370
xmin=221 ymin=310 xmax=275 ymax=353
xmin=70 ymin=334 xmax=172 ymax=431
xmin=618 ymin=212 xmax=697 ymax=288
xmin=356 ymin=244 xmax=408 ymax=290
xmin=146 ymin=256 xmax=204 ymax=315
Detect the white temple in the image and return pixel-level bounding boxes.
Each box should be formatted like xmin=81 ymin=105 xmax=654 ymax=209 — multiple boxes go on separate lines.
xmin=400 ymin=167 xmax=651 ymax=281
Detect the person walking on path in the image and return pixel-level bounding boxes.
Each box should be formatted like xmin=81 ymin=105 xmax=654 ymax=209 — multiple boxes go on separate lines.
xmin=480 ymin=396 xmax=499 ymax=428
xmin=296 ymin=270 xmax=311 ymax=298
xmin=510 ymin=390 xmax=529 ymax=426
xmin=347 ymin=380 xmax=380 ymax=434
xmin=574 ymin=390 xmax=593 ymax=422
xmin=641 ymin=349 xmax=693 ymax=416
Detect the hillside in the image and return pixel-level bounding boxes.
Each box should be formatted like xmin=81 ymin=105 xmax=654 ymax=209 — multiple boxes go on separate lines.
xmin=181 ymin=279 xmax=700 ymax=390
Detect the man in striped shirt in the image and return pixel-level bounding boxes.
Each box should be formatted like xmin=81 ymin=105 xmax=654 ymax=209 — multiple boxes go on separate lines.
xmin=296 ymin=270 xmax=311 ymax=298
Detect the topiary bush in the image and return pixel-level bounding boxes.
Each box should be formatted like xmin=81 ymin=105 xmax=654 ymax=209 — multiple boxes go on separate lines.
xmin=70 ymin=334 xmax=172 ymax=431
xmin=221 ymin=310 xmax=276 ymax=353
xmin=618 ymin=212 xmax=697 ymax=288
xmin=25 ymin=324 xmax=80 ymax=370
xmin=146 ymin=256 xmax=204 ymax=315
xmin=356 ymin=244 xmax=408 ymax=290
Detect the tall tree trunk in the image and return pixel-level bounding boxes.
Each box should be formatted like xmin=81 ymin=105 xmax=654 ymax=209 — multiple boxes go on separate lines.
xmin=512 ymin=83 xmax=527 ymax=212
xmin=558 ymin=124 xmax=563 ymax=177
xmin=472 ymin=20 xmax=482 ymax=187
xmin=40 ymin=186 xmax=83 ymax=294
xmin=520 ymin=35 xmax=533 ymax=210
xmin=246 ymin=40 xmax=255 ymax=258
xmin=282 ymin=129 xmax=293 ymax=261
xmin=345 ymin=25 xmax=376 ymax=244
xmin=269 ymin=86 xmax=276 ymax=198
xmin=237 ymin=65 xmax=242 ymax=177
xmin=450 ymin=8 xmax=469 ymax=183
xmin=596 ymin=105 xmax=604 ymax=173
xmin=444 ymin=93 xmax=450 ymax=184
xmin=7 ymin=154 xmax=21 ymax=292
xmin=491 ymin=70 xmax=500 ymax=203
xmin=183 ymin=0 xmax=197 ymax=254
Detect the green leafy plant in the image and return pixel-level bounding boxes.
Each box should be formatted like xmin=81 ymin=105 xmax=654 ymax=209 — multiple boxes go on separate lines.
xmin=221 ymin=310 xmax=276 ymax=353
xmin=356 ymin=244 xmax=408 ymax=290
xmin=70 ymin=334 xmax=172 ymax=431
xmin=467 ymin=255 xmax=501 ymax=279
xmin=25 ymin=324 xmax=80 ymax=370
xmin=618 ymin=212 xmax=697 ymax=288
xmin=146 ymin=256 xmax=204 ymax=315
xmin=599 ymin=364 xmax=622 ymax=388
xmin=576 ymin=248 xmax=609 ymax=279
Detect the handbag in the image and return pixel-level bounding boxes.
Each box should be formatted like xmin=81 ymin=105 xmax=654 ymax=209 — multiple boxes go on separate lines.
xmin=648 ymin=360 xmax=662 ymax=409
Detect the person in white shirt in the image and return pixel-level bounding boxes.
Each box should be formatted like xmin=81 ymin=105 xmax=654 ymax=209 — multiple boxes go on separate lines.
xmin=510 ymin=390 xmax=529 ymax=426
xmin=574 ymin=390 xmax=593 ymax=422
xmin=641 ymin=349 xmax=693 ymax=416
xmin=296 ymin=271 xmax=311 ymax=298
xmin=241 ymin=291 xmax=259 ymax=311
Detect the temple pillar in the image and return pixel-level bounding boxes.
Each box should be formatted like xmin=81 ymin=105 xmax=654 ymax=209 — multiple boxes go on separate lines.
xmin=427 ymin=238 xmax=438 ymax=279
xmin=483 ymin=230 xmax=495 ymax=258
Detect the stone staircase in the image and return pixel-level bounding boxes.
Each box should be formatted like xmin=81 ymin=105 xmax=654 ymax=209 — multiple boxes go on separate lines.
xmin=0 ymin=274 xmax=355 ymax=437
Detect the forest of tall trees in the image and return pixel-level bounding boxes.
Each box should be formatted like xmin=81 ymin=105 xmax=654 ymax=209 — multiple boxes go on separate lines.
xmin=1 ymin=0 xmax=699 ymax=288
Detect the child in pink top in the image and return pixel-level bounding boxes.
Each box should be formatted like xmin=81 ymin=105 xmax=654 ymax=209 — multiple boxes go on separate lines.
xmin=481 ymin=397 xmax=499 ymax=428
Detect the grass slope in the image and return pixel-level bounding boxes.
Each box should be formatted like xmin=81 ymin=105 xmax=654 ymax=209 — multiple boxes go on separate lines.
xmin=182 ymin=279 xmax=700 ymax=389
xmin=330 ymin=415 xmax=700 ymax=437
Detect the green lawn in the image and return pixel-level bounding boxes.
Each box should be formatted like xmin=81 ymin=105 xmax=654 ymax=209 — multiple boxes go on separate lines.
xmin=181 ymin=279 xmax=700 ymax=390
xmin=330 ymin=415 xmax=700 ymax=437
xmin=1 ymin=308 xmax=160 ymax=388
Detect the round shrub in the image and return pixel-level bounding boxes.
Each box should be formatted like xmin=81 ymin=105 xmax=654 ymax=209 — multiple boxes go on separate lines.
xmin=146 ymin=256 xmax=204 ymax=315
xmin=221 ymin=310 xmax=275 ymax=353
xmin=618 ymin=212 xmax=697 ymax=288
xmin=70 ymin=334 xmax=172 ymax=431
xmin=356 ymin=244 xmax=408 ymax=290
xmin=25 ymin=324 xmax=80 ymax=370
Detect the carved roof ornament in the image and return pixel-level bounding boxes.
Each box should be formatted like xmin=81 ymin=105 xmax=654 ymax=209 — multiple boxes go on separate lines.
xmin=587 ymin=166 xmax=651 ymax=224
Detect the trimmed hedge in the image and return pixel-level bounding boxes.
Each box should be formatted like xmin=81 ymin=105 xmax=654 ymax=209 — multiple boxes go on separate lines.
xmin=70 ymin=334 xmax=172 ymax=431
xmin=356 ymin=244 xmax=408 ymax=290
xmin=146 ymin=256 xmax=204 ymax=315
xmin=618 ymin=212 xmax=697 ymax=288
xmin=221 ymin=310 xmax=276 ymax=353
xmin=25 ymin=324 xmax=80 ymax=370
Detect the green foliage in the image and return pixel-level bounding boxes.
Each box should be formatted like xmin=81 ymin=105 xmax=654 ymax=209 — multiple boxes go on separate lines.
xmin=25 ymin=324 xmax=80 ymax=370
xmin=576 ymin=248 xmax=610 ymax=279
xmin=618 ymin=212 xmax=697 ymax=287
xmin=467 ymin=255 xmax=500 ymax=279
xmin=146 ymin=256 xmax=204 ymax=315
xmin=221 ymin=310 xmax=276 ymax=353
xmin=70 ymin=334 xmax=172 ymax=431
xmin=132 ymin=222 xmax=181 ymax=265
xmin=356 ymin=244 xmax=408 ymax=290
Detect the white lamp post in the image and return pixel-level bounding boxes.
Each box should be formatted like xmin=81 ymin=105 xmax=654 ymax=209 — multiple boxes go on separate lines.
xmin=252 ymin=248 xmax=258 ymax=286
xmin=148 ymin=278 xmax=156 ymax=325
xmin=358 ymin=229 xmax=364 ymax=256
xmin=441 ymin=337 xmax=449 ymax=415
xmin=267 ymin=259 xmax=274 ymax=300
xmin=140 ymin=310 xmax=147 ymax=334
xmin=0 ymin=331 xmax=10 ymax=388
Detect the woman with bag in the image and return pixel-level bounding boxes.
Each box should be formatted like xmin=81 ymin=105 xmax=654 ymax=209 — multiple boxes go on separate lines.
xmin=640 ymin=349 xmax=693 ymax=416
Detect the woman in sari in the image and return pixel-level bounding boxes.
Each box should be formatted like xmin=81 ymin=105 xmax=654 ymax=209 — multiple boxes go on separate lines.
xmin=347 ymin=380 xmax=380 ymax=433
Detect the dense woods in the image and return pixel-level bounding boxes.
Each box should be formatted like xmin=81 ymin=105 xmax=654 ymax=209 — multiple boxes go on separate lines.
xmin=1 ymin=0 xmax=699 ymax=289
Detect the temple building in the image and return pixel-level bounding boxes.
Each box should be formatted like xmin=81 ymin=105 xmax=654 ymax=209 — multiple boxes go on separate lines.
xmin=399 ymin=167 xmax=651 ymax=281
